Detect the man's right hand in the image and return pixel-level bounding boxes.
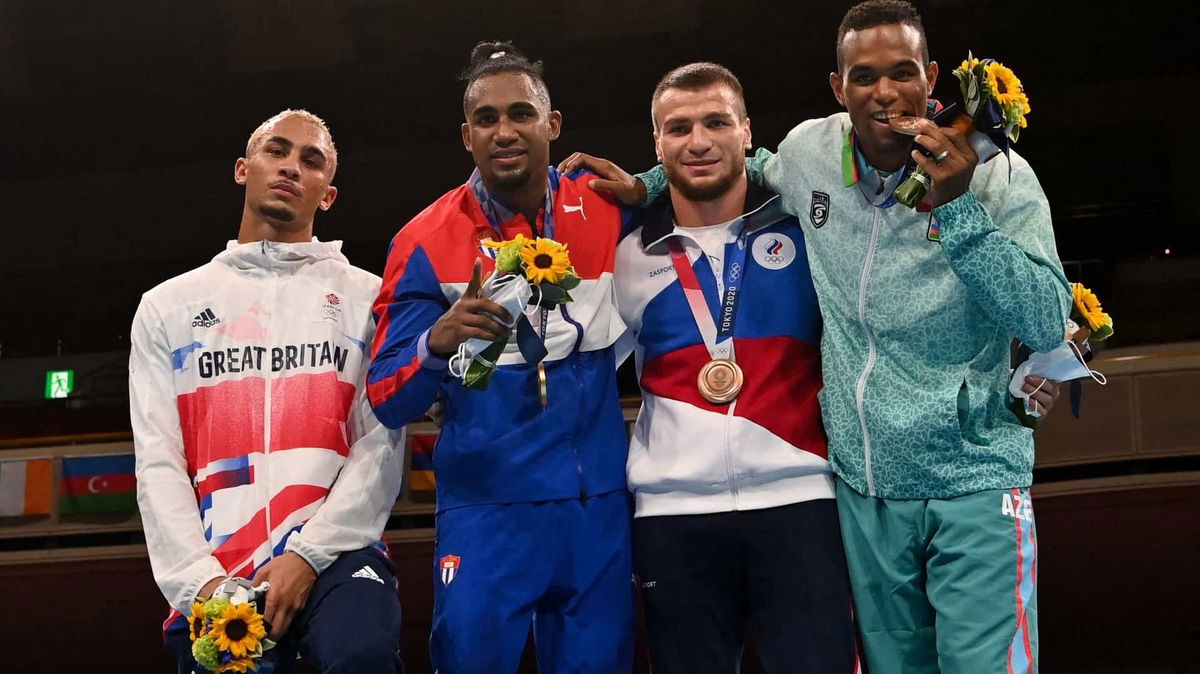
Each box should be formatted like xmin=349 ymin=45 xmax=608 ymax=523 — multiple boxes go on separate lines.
xmin=427 ymin=259 xmax=512 ymax=357
xmin=556 ymin=152 xmax=647 ymax=206
xmin=198 ymin=576 xmax=226 ymax=601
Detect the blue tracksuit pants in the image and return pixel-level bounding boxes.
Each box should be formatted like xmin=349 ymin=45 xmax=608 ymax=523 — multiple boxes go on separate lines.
xmin=430 ymin=489 xmax=634 ymax=673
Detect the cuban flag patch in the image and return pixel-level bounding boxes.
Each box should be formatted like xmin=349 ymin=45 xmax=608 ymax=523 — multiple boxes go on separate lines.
xmin=440 ymin=554 xmax=461 ymax=586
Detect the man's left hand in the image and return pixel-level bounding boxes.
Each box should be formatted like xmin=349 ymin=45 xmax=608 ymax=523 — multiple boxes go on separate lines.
xmin=1020 ymin=375 xmax=1061 ymax=417
xmin=898 ymin=117 xmax=978 ymax=207
xmin=556 ymin=152 xmax=646 ymax=206
xmin=254 ymin=551 xmax=317 ymax=639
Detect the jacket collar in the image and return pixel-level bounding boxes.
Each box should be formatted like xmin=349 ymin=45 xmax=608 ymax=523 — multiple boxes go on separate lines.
xmin=214 ymin=238 xmax=348 ymax=272
xmin=467 ymin=167 xmax=559 ymax=238
xmin=638 ymin=179 xmax=788 ymax=250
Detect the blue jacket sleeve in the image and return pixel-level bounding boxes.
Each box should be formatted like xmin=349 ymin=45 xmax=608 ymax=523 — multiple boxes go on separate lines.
xmin=367 ymin=234 xmax=452 ymax=429
xmin=934 ymin=156 xmax=1072 ymax=353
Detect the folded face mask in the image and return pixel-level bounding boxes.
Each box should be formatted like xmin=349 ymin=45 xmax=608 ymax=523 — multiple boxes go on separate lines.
xmin=458 ymin=272 xmax=531 ymax=361
xmin=1008 ymin=339 xmax=1107 ymax=418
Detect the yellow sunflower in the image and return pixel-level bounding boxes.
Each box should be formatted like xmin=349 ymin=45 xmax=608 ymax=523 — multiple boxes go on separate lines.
xmin=984 ymin=61 xmax=1026 ymax=111
xmin=188 ymin=602 xmax=208 ymax=643
xmin=211 ymin=603 xmax=266 ymax=659
xmin=1071 ymin=283 xmax=1112 ymax=333
xmin=520 ymin=238 xmax=572 ymax=284
xmin=958 ymin=56 xmax=981 ymax=73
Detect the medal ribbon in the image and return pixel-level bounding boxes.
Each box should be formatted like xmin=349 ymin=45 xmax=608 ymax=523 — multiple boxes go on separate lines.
xmin=666 ymin=227 xmax=748 ymax=361
xmin=470 ymin=167 xmax=558 ymax=241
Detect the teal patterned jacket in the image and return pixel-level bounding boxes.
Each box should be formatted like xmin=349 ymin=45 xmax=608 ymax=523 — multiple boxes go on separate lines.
xmin=641 ymin=112 xmax=1071 ymax=499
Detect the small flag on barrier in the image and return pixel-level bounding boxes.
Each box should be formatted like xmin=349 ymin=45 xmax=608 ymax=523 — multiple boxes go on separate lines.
xmin=0 ymin=458 xmax=53 ymax=516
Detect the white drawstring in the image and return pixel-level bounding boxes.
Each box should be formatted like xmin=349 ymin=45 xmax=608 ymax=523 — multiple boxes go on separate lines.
xmin=524 ymin=284 xmax=543 ymax=316
xmin=1069 ymin=340 xmax=1108 ymax=385
xmin=448 ymin=342 xmax=471 ymax=378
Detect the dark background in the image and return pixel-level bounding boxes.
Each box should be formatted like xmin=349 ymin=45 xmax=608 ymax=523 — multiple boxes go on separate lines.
xmin=2 ymin=3 xmax=1199 ymax=672
xmin=3 ymin=0 xmax=1199 ymax=365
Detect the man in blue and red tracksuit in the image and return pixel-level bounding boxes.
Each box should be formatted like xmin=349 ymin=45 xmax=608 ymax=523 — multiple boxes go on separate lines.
xmin=367 ymin=42 xmax=632 ymax=673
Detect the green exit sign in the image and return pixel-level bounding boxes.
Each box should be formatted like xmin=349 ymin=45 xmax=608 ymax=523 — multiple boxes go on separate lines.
xmin=45 ymin=370 xmax=74 ymax=399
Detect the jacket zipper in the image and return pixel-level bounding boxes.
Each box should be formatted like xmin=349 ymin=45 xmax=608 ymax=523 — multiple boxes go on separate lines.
xmin=855 ymin=209 xmax=881 ymax=497
xmin=261 ymin=241 xmax=274 ymax=553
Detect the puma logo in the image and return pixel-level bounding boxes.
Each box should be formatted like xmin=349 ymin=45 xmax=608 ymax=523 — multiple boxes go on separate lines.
xmin=563 ymin=198 xmax=586 ymax=220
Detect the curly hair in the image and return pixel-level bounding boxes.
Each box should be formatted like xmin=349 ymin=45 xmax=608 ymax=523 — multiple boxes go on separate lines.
xmin=836 ymin=0 xmax=929 ymax=71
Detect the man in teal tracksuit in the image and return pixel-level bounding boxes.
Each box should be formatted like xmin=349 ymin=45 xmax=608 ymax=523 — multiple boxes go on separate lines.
xmin=632 ymin=1 xmax=1071 ymax=671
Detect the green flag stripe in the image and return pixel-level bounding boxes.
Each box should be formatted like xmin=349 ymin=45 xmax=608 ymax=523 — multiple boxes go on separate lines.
xmin=59 ymin=492 xmax=138 ymax=514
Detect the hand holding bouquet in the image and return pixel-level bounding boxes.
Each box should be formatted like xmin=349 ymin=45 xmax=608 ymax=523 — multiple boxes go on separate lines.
xmin=188 ymin=578 xmax=275 ymax=673
xmin=894 ymin=52 xmax=1031 ymax=208
xmin=1008 ymin=283 xmax=1114 ymax=417
xmin=450 ymin=234 xmax=581 ymax=390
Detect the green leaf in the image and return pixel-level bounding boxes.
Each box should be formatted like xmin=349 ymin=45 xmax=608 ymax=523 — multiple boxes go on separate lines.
xmin=462 ymin=339 xmax=506 ymax=390
xmin=558 ymin=274 xmax=581 ymax=291
xmin=893 ymin=167 xmax=931 ymax=209
xmin=534 ymin=283 xmax=570 ymax=305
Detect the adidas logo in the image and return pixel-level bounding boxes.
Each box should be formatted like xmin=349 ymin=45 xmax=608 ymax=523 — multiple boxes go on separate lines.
xmin=192 ymin=308 xmax=222 ymax=328
xmin=352 ymin=565 xmax=384 ymax=585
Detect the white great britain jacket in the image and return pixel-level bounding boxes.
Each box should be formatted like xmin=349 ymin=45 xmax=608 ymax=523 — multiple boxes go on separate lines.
xmin=129 ymin=239 xmax=404 ymax=616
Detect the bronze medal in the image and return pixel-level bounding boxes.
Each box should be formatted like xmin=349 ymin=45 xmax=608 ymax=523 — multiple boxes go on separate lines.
xmin=697 ymin=359 xmax=743 ymax=404
xmin=537 ymin=362 xmax=548 ymax=409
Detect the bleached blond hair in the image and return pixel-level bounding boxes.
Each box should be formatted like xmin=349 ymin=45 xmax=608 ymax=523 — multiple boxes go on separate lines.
xmin=245 ymin=109 xmax=338 ymax=176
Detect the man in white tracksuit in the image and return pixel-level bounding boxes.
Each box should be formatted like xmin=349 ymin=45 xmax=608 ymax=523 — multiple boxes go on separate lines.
xmin=129 ymin=109 xmax=406 ymax=673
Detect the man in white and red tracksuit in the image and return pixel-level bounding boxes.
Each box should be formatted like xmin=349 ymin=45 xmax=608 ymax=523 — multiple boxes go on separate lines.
xmin=130 ymin=109 xmax=405 ymax=673
xmin=367 ymin=42 xmax=633 ymax=673
xmin=612 ymin=63 xmax=858 ymax=674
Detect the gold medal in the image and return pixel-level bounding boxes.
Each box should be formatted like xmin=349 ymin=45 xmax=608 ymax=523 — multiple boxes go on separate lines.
xmin=697 ymin=359 xmax=743 ymax=404
xmin=538 ymin=362 xmax=548 ymax=409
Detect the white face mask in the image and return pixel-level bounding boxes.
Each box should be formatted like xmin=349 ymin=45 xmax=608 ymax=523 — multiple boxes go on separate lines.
xmin=448 ymin=273 xmax=531 ymax=378
xmin=1008 ymin=339 xmax=1107 ymax=418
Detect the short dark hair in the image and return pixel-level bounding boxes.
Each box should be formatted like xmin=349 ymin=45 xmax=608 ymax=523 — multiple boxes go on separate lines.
xmin=836 ymin=0 xmax=929 ymax=71
xmin=460 ymin=40 xmax=550 ymax=113
xmin=650 ymin=62 xmax=747 ymax=130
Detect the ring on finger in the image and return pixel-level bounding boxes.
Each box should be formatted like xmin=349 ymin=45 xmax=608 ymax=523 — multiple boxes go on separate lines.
xmin=934 ymin=150 xmax=950 ymax=164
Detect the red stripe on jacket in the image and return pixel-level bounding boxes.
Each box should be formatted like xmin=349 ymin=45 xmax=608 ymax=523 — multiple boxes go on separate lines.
xmin=641 ymin=337 xmax=827 ymax=457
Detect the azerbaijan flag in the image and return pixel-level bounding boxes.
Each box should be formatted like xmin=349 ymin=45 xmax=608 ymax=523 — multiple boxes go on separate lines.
xmin=59 ymin=454 xmax=137 ymax=514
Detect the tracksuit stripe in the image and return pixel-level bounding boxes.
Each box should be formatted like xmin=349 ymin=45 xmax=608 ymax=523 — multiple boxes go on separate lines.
xmin=1008 ymin=487 xmax=1036 ymax=674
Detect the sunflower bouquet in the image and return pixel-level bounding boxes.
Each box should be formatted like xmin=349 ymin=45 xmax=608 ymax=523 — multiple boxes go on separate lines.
xmin=188 ymin=578 xmax=275 ymax=673
xmin=451 ymin=234 xmax=581 ymax=391
xmin=1008 ymin=283 xmax=1113 ymax=418
xmin=894 ymin=52 xmax=1031 ymax=208
xmin=1068 ymin=282 xmax=1114 ymax=344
